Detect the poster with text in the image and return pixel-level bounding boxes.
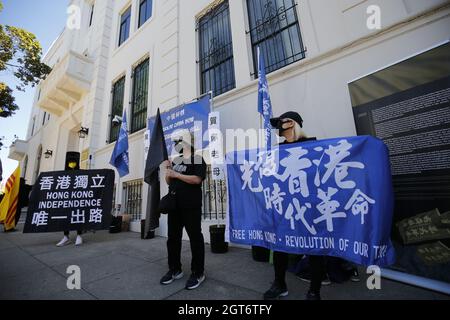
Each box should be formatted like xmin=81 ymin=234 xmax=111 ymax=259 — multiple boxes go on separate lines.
xmin=24 ymin=169 xmax=115 ymax=233
xmin=349 ymin=42 xmax=450 ymax=283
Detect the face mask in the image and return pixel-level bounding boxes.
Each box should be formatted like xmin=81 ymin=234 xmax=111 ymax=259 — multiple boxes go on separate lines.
xmin=174 ymin=142 xmax=184 ymax=154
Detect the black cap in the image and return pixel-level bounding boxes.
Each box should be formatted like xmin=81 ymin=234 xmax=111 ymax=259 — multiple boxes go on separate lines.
xmin=270 ymin=111 xmax=303 ymax=128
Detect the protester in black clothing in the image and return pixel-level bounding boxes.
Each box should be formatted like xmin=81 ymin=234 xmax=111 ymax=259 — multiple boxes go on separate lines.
xmin=160 ymin=130 xmax=207 ymax=290
xmin=263 ymin=111 xmax=326 ymax=301
xmin=56 ymin=157 xmax=83 ymax=247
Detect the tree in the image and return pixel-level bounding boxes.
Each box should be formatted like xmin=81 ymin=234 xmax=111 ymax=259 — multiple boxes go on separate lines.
xmin=0 ymin=0 xmax=51 ymax=118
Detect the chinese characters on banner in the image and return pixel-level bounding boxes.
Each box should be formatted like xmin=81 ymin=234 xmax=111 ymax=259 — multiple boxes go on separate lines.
xmin=208 ymin=112 xmax=225 ymax=181
xmin=226 ymin=136 xmax=396 ymax=267
xmin=24 ymin=170 xmax=115 ymax=233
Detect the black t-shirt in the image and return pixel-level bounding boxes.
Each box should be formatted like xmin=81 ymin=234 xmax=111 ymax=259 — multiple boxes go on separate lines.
xmin=170 ymin=155 xmax=207 ymax=209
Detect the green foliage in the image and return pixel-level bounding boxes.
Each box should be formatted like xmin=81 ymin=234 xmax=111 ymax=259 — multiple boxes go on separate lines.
xmin=0 ymin=0 xmax=51 ymax=118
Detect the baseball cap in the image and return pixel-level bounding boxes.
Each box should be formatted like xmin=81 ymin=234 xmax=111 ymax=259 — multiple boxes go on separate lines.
xmin=270 ymin=111 xmax=304 ymax=128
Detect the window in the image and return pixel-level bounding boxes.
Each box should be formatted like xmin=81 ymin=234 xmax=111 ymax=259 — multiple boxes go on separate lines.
xmin=131 ymin=58 xmax=149 ymax=133
xmin=197 ymin=1 xmax=235 ymax=96
xmin=138 ymin=0 xmax=153 ymax=28
xmin=109 ymin=76 xmax=125 ymax=143
xmin=118 ymin=7 xmax=131 ymax=46
xmin=42 ymin=112 xmax=47 ymax=126
xmin=123 ymin=179 xmax=143 ymax=222
xmin=247 ymin=0 xmax=305 ymax=76
xmin=89 ymin=3 xmax=94 ymax=27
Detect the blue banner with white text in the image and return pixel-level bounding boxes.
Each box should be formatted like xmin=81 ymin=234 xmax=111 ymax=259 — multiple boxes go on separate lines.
xmin=226 ymin=136 xmax=396 ymax=267
xmin=148 ymin=95 xmax=211 ymax=155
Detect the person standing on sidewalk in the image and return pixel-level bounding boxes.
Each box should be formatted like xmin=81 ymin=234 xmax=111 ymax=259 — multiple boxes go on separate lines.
xmin=263 ymin=111 xmax=326 ymax=301
xmin=160 ymin=130 xmax=207 ymax=290
xmin=56 ymin=156 xmax=83 ymax=247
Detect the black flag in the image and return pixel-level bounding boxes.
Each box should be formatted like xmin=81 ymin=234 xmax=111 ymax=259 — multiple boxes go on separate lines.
xmin=144 ymin=108 xmax=168 ymax=235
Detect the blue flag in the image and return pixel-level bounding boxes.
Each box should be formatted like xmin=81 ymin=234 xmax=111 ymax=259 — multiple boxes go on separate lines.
xmin=110 ymin=110 xmax=130 ymax=177
xmin=226 ymin=136 xmax=396 ymax=267
xmin=258 ymin=48 xmax=273 ymax=148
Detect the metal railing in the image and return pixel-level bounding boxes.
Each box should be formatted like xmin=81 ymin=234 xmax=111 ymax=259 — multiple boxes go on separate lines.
xmin=202 ymin=166 xmax=227 ymax=221
xmin=123 ymin=179 xmax=143 ymax=222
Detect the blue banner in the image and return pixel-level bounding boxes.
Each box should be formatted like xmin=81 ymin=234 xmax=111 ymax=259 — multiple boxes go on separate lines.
xmin=109 ymin=110 xmax=129 ymax=177
xmin=148 ymin=95 xmax=211 ymax=155
xmin=226 ymin=136 xmax=396 ymax=267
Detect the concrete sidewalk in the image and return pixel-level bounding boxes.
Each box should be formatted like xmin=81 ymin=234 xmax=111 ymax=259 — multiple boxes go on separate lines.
xmin=0 ymin=224 xmax=449 ymax=300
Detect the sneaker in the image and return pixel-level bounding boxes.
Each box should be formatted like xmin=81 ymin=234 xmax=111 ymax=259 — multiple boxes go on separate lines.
xmin=56 ymin=236 xmax=71 ymax=247
xmin=75 ymin=235 xmax=83 ymax=246
xmin=263 ymin=282 xmax=289 ymax=300
xmin=306 ymin=290 xmax=321 ymax=301
xmin=350 ymin=269 xmax=360 ymax=282
xmin=160 ymin=270 xmax=184 ymax=285
xmin=185 ymin=273 xmax=206 ymax=290
xmin=297 ymin=271 xmax=331 ymax=286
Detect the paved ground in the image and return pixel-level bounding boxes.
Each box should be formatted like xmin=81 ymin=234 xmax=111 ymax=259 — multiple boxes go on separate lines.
xmin=1 ymin=223 xmax=449 ymax=300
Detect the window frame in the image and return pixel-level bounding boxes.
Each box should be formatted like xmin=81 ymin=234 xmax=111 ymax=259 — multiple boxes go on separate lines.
xmin=118 ymin=6 xmax=132 ymax=47
xmin=197 ymin=1 xmax=236 ymax=97
xmin=138 ymin=0 xmax=153 ymax=28
xmin=246 ymin=0 xmax=306 ymax=77
xmin=109 ymin=76 xmax=126 ymax=143
xmin=130 ymin=58 xmax=149 ymax=134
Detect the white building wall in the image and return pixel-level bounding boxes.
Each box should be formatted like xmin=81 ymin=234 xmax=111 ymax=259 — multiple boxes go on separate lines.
xmin=20 ymin=0 xmax=450 ymax=242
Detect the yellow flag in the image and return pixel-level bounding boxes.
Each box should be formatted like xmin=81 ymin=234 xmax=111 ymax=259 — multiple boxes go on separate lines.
xmin=0 ymin=166 xmax=21 ymax=231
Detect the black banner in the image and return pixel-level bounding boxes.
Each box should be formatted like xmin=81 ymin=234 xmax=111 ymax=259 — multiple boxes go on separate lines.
xmin=24 ymin=169 xmax=115 ymax=233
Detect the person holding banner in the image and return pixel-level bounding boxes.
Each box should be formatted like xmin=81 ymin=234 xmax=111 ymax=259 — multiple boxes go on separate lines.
xmin=263 ymin=111 xmax=326 ymax=301
xmin=160 ymin=130 xmax=207 ymax=290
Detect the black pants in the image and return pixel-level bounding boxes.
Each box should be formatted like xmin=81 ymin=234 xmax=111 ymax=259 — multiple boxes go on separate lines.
xmin=167 ymin=207 xmax=205 ymax=276
xmin=274 ymin=251 xmax=325 ymax=294
xmin=64 ymin=230 xmax=82 ymax=236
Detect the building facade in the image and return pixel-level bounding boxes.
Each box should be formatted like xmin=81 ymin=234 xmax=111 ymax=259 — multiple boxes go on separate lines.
xmin=11 ymin=0 xmax=450 ymax=241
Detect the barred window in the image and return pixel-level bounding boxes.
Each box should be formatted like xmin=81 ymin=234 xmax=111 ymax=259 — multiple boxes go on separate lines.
xmin=202 ymin=166 xmax=227 ymax=221
xmin=197 ymin=1 xmax=235 ymax=96
xmin=138 ymin=0 xmax=153 ymax=28
xmin=109 ymin=77 xmax=125 ymax=143
xmin=131 ymin=58 xmax=149 ymax=133
xmin=118 ymin=7 xmax=131 ymax=46
xmin=123 ymin=180 xmax=143 ymax=222
xmin=247 ymin=0 xmax=305 ymax=76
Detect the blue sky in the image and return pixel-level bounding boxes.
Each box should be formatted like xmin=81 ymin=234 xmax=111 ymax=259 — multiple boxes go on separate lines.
xmin=0 ymin=0 xmax=69 ymax=182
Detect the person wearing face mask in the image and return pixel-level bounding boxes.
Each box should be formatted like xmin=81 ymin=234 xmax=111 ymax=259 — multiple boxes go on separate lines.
xmin=160 ymin=130 xmax=207 ymax=290
xmin=263 ymin=111 xmax=326 ymax=301
xmin=56 ymin=156 xmax=83 ymax=247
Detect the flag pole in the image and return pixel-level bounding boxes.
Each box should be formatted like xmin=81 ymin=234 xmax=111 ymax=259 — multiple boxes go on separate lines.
xmin=257 ymin=47 xmax=264 ymax=150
